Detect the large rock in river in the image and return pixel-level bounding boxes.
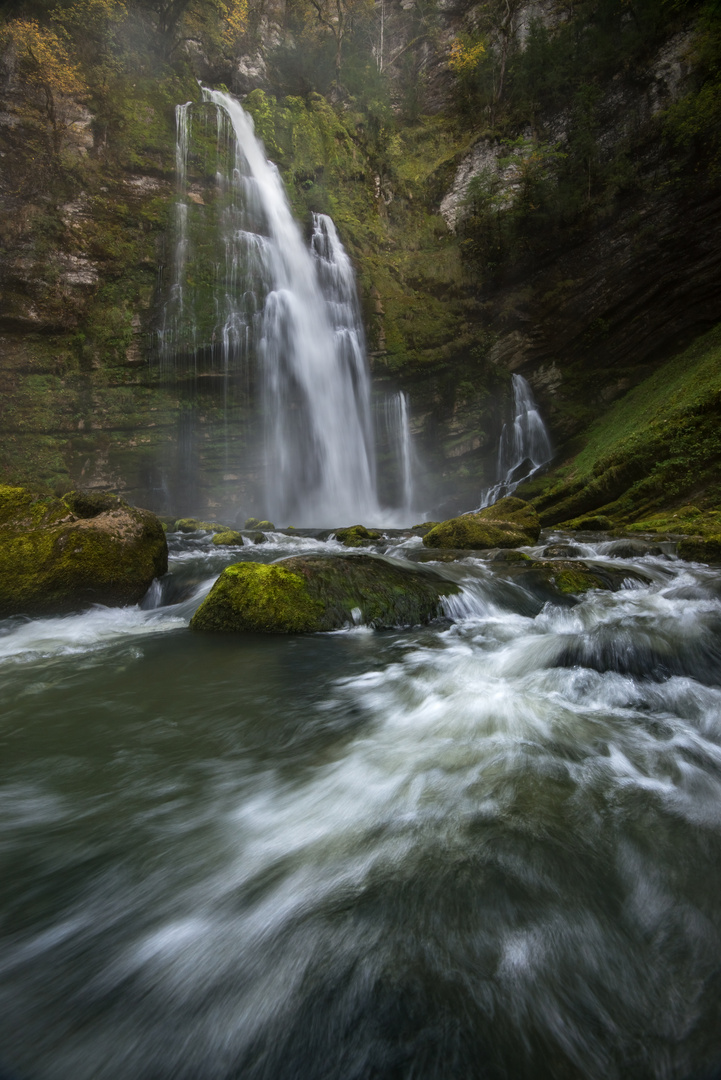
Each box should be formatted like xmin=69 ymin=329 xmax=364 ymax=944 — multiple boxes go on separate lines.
xmin=190 ymin=554 xmax=459 ymax=633
xmin=0 ymin=486 xmax=168 ymax=616
xmin=422 ymin=497 xmax=541 ymax=550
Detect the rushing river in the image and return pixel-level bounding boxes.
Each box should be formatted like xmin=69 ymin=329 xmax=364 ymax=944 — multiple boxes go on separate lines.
xmin=1 ymin=531 xmax=721 ymax=1080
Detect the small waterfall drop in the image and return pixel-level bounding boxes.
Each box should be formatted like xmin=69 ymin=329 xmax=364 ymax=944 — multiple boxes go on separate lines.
xmin=477 ymin=374 xmax=552 ymax=509
xmin=382 ymin=391 xmax=415 ymax=515
xmin=160 ymin=88 xmax=380 ymax=527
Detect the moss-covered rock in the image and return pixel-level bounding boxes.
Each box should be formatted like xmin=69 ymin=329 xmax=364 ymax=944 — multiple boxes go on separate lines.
xmin=563 ymin=515 xmax=614 ymax=532
xmin=335 ymin=525 xmax=383 ymax=547
xmin=257 ymin=520 xmax=275 ymax=531
xmin=541 ymin=543 xmax=584 ymax=559
xmin=190 ymin=554 xmax=459 ymax=633
xmin=244 ymin=517 xmax=261 ymax=528
xmin=211 ymin=529 xmax=244 ymax=547
xmin=0 ymin=485 xmax=168 ymax=616
xmin=174 ymin=518 xmax=223 ymax=533
xmin=492 ymin=549 xmax=532 ymax=563
xmin=423 ymin=498 xmax=541 ymax=550
xmin=522 ymin=559 xmax=650 ymax=595
xmin=677 ymin=535 xmax=721 ymax=563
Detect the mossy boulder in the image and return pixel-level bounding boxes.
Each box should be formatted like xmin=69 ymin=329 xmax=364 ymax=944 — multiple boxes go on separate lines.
xmin=541 ymin=543 xmax=584 ymax=559
xmin=174 ymin=518 xmax=224 ymax=533
xmin=423 ymin=498 xmax=541 ymax=551
xmin=211 ymin=530 xmax=244 ymax=547
xmin=257 ymin=520 xmax=275 ymax=531
xmin=335 ymin=525 xmax=382 ymax=547
xmin=492 ymin=549 xmax=532 ymax=564
xmin=190 ymin=554 xmax=460 ymax=633
xmin=563 ymin=515 xmax=613 ymax=532
xmin=0 ymin=485 xmax=168 ymax=616
xmin=677 ymin=535 xmax=721 ymax=563
xmin=519 ymin=559 xmax=651 ymax=595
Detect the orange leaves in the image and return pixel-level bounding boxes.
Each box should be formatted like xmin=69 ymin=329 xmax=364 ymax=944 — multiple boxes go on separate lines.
xmin=2 ymin=19 xmax=86 ymax=100
xmin=448 ymin=37 xmax=486 ymax=76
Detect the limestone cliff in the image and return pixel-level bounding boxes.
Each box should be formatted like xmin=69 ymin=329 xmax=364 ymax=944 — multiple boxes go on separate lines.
xmin=0 ymin=0 xmax=719 ymax=522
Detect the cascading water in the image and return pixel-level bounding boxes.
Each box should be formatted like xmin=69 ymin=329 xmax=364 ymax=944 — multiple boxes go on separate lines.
xmin=159 ymin=88 xmax=380 ymax=527
xmin=381 ymin=391 xmax=416 ymax=516
xmin=477 ymin=373 xmax=552 ymax=509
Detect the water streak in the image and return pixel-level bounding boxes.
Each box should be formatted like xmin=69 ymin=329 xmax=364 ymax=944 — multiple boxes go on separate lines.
xmin=477 ymin=373 xmax=552 ymax=509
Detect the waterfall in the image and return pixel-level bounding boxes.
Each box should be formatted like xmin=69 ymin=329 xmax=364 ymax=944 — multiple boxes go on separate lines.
xmin=382 ymin=391 xmax=415 ymax=515
xmin=477 ymin=374 xmax=552 ymax=509
xmin=160 ymin=88 xmax=380 ymax=527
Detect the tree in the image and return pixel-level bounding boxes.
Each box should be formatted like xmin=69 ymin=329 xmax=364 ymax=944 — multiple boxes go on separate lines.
xmin=300 ymin=0 xmax=374 ymax=90
xmin=1 ymin=18 xmax=86 ymax=150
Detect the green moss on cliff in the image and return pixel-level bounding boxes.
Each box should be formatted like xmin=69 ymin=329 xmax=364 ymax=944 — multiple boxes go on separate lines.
xmin=423 ymin=497 xmax=541 ymax=550
xmin=529 ymin=324 xmax=721 ymax=526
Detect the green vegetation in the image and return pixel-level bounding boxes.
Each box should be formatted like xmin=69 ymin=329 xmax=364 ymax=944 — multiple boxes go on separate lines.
xmin=529 ymin=325 xmax=721 ymax=527
xmin=191 ymin=552 xmax=459 ymax=632
xmin=211 ymin=528 xmax=244 ymax=545
xmin=0 ymin=485 xmax=167 ymax=614
xmin=335 ymin=524 xmax=382 ymax=546
xmin=423 ymin=496 xmax=541 ymax=550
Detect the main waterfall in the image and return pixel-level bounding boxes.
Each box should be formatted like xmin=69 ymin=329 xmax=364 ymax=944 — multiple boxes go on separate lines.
xmin=160 ymin=89 xmax=382 ymax=527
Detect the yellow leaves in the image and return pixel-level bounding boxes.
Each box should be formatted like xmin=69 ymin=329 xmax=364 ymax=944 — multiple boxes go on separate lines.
xmin=448 ymin=37 xmax=486 ymax=75
xmin=220 ymin=0 xmax=248 ymax=48
xmin=2 ymin=19 xmax=85 ymax=99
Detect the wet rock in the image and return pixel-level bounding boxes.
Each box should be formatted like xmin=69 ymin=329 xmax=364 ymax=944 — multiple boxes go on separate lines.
xmin=0 ymin=485 xmax=167 ymax=616
xmin=605 ymin=539 xmax=662 ymax=559
xmin=190 ymin=554 xmax=459 ymax=633
xmin=423 ymin=497 xmax=541 ymax=551
xmin=211 ymin=529 xmax=244 ymax=547
xmin=677 ymin=535 xmax=721 ymax=563
xmin=247 ymin=531 xmax=268 ymax=544
xmin=524 ymin=559 xmax=651 ymax=594
xmin=492 ymin=549 xmax=532 ymax=563
xmin=174 ymin=518 xmax=223 ymax=533
xmin=541 ymin=543 xmax=584 ymax=559
xmin=335 ymin=525 xmax=382 ymax=547
xmin=257 ymin=520 xmax=275 ymax=530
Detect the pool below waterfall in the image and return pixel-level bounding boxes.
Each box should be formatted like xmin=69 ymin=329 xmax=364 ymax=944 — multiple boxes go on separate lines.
xmin=1 ymin=529 xmax=721 ymax=1080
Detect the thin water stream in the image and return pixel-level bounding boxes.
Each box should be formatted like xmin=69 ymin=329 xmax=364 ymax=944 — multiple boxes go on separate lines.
xmin=1 ymin=533 xmax=721 ymax=1079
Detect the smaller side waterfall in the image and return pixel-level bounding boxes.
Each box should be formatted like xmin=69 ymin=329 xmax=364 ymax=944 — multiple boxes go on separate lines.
xmin=382 ymin=391 xmax=415 ymax=515
xmin=477 ymin=374 xmax=552 ymax=509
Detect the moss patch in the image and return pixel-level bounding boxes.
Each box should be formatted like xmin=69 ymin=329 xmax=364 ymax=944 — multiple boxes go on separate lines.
xmin=0 ymin=485 xmax=167 ymax=615
xmin=530 ymin=325 xmax=721 ymax=527
xmin=191 ymin=553 xmax=459 ymax=633
xmin=335 ymin=525 xmax=382 ymax=547
xmin=423 ymin=497 xmax=541 ymax=550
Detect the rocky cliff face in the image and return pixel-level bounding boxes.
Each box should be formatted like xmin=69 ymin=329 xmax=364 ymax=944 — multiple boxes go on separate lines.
xmin=0 ymin=0 xmax=718 ymax=522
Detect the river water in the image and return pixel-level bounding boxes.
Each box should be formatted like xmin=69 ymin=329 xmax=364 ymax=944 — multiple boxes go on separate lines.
xmin=1 ymin=531 xmax=721 ymax=1080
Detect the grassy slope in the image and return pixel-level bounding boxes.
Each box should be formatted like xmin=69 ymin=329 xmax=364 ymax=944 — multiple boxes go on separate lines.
xmin=526 ymin=323 xmax=721 ymax=528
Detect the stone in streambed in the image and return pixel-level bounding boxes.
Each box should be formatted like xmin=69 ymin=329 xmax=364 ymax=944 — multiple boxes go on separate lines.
xmin=0 ymin=485 xmax=167 ymax=616
xmin=190 ymin=553 xmax=459 ymax=633
xmin=677 ymin=535 xmax=721 ymax=563
xmin=422 ymin=497 xmax=541 ymax=550
xmin=174 ymin=517 xmax=224 ymax=533
xmin=211 ymin=529 xmax=244 ymax=546
xmin=510 ymin=559 xmax=651 ymax=596
xmin=335 ymin=525 xmax=382 ymax=547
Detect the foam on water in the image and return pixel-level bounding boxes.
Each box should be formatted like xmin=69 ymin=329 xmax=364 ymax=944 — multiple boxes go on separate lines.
xmin=1 ymin=537 xmax=721 ymax=1079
